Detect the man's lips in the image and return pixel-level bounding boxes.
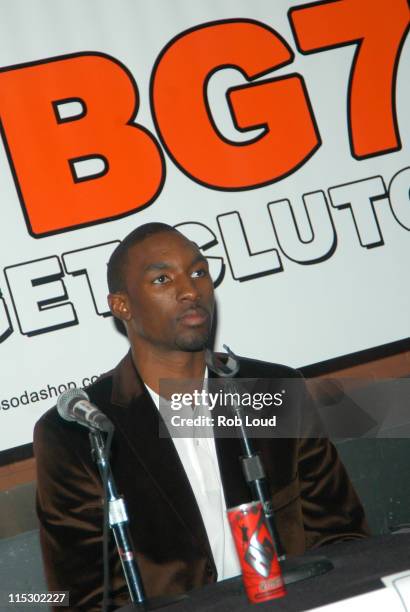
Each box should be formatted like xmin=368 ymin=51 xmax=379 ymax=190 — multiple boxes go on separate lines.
xmin=178 ymin=307 xmax=209 ymax=327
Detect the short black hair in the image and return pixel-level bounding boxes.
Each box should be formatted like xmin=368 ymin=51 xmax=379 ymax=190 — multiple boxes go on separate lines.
xmin=107 ymin=222 xmax=177 ymax=293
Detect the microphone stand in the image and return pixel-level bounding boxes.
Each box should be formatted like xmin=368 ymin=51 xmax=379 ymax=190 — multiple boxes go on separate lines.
xmin=89 ymin=428 xmax=188 ymax=611
xmin=229 ymin=386 xmax=333 ymax=584
xmin=89 ymin=429 xmax=146 ymax=607
xmin=210 ymin=347 xmax=334 ymax=585
xmin=224 ymin=381 xmax=285 ymax=557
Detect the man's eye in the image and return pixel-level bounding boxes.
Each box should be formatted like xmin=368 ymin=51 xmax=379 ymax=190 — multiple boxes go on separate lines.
xmin=152 ymin=275 xmax=169 ymax=285
xmin=191 ymin=268 xmax=207 ymax=278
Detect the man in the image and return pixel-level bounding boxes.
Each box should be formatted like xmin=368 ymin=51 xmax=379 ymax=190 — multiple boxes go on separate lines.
xmin=34 ymin=223 xmax=368 ymax=611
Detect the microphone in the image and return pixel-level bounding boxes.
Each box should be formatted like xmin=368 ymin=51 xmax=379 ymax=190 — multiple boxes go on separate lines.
xmin=57 ymin=388 xmax=114 ymax=433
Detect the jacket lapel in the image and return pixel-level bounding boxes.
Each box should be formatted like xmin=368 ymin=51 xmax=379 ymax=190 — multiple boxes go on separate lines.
xmin=105 ymin=352 xmax=213 ymax=559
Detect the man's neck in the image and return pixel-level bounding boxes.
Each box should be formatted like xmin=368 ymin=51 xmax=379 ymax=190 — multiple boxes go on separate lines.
xmin=131 ymin=343 xmax=206 ymax=395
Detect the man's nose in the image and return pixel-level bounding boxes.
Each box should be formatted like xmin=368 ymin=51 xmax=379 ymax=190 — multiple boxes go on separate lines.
xmin=176 ymin=275 xmax=200 ymax=302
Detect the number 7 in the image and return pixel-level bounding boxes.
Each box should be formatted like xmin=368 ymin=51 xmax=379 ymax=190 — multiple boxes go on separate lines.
xmin=289 ymin=0 xmax=410 ymax=159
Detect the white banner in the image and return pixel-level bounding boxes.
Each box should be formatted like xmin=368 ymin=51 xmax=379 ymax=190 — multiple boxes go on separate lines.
xmin=0 ymin=0 xmax=409 ymax=452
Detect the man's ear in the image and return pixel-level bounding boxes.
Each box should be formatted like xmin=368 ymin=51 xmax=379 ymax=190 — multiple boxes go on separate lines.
xmin=107 ymin=293 xmax=131 ymax=322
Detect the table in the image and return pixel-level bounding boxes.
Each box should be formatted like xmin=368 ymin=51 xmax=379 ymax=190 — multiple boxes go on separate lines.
xmin=120 ymin=533 xmax=410 ymax=611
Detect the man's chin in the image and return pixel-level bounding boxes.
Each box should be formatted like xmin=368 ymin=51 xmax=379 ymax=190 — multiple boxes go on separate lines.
xmin=175 ymin=331 xmax=209 ymax=352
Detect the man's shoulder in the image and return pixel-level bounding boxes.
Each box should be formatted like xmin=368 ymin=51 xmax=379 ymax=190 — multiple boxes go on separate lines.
xmin=85 ymin=370 xmax=115 ymax=405
xmin=35 ymin=350 xmax=137 ymax=439
xmin=35 ymin=371 xmax=115 ymax=433
xmin=235 ymin=355 xmax=302 ymax=380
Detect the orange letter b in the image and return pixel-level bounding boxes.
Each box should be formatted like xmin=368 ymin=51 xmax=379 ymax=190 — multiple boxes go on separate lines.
xmin=0 ymin=53 xmax=164 ymax=236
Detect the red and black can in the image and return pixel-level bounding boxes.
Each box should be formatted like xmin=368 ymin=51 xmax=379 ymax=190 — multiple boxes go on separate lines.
xmin=227 ymin=501 xmax=286 ymax=603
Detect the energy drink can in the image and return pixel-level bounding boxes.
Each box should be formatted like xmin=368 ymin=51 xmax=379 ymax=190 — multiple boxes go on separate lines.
xmin=227 ymin=501 xmax=286 ymax=603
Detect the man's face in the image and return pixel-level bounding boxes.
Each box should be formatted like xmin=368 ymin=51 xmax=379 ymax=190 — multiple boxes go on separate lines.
xmin=111 ymin=231 xmax=215 ymax=352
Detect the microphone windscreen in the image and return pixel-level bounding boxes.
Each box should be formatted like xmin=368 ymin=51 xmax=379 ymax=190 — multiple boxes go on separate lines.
xmin=57 ymin=387 xmax=89 ymax=422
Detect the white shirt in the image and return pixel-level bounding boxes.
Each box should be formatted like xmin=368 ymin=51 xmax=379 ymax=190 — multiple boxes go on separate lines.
xmin=145 ymin=377 xmax=241 ymax=581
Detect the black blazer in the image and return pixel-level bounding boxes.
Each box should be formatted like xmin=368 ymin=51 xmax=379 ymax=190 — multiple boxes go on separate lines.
xmin=34 ymin=351 xmax=368 ymax=611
